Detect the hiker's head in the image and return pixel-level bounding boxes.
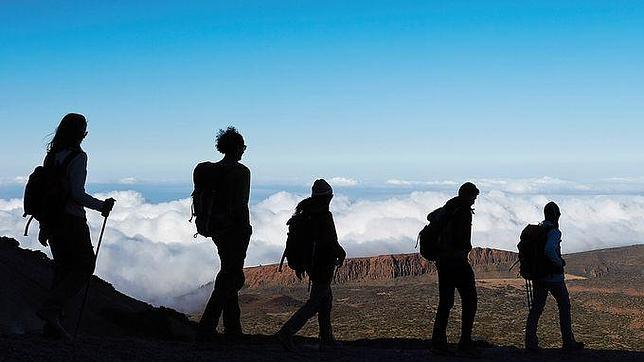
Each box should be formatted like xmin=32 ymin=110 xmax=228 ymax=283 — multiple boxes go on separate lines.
xmin=311 ymin=179 xmax=333 ymax=203
xmin=458 ymin=182 xmax=480 ymax=206
xmin=544 ymin=201 xmax=561 ymax=224
xmin=48 ymin=113 xmax=88 ymax=153
xmin=216 ymin=127 xmax=246 ymax=160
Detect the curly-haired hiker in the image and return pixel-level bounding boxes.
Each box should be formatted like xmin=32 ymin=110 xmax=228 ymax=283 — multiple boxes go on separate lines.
xmin=195 ymin=127 xmax=252 ymax=342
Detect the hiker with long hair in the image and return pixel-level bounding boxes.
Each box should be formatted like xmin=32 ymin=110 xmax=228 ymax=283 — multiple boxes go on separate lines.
xmin=195 ymin=127 xmax=252 ymax=342
xmin=37 ymin=113 xmax=115 ymax=341
xmin=430 ymin=182 xmax=480 ymax=357
xmin=525 ymin=202 xmax=584 ymax=352
xmin=276 ymin=179 xmax=346 ymax=352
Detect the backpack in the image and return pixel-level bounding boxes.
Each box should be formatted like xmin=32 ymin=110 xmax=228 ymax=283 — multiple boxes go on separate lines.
xmin=417 ymin=206 xmax=455 ymax=261
xmin=278 ymin=210 xmax=317 ymax=273
xmin=189 ymin=162 xmax=234 ymax=239
xmin=517 ymin=224 xmax=556 ymax=280
xmin=23 ymin=151 xmax=79 ymax=236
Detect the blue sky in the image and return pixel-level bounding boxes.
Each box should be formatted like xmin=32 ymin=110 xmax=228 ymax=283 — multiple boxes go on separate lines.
xmin=1 ymin=1 xmax=643 ymax=184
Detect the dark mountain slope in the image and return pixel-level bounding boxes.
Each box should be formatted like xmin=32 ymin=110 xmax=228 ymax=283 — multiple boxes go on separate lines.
xmin=0 ymin=236 xmax=195 ymax=340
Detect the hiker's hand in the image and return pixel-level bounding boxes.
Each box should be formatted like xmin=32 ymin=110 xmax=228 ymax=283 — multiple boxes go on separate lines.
xmin=38 ymin=230 xmax=48 ymax=247
xmin=335 ymin=256 xmax=345 ymax=267
xmin=296 ymin=270 xmax=304 ymax=280
xmin=101 ymin=198 xmax=116 ymax=217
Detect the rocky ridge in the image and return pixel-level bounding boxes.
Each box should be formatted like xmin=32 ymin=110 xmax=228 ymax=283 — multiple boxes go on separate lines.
xmin=244 ymin=247 xmax=519 ymax=289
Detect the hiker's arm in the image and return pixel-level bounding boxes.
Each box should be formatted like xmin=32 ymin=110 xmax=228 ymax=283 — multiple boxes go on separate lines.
xmin=451 ymin=210 xmax=473 ymax=252
xmin=232 ymin=166 xmax=251 ymax=227
xmin=544 ymin=229 xmax=564 ymax=268
xmin=326 ymin=213 xmax=345 ymax=262
xmin=68 ymin=153 xmax=104 ymax=211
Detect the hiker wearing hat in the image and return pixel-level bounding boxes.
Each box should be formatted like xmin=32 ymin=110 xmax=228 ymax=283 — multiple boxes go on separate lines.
xmin=276 ymin=179 xmax=346 ymax=352
xmin=525 ymin=202 xmax=584 ymax=353
xmin=430 ymin=182 xmax=480 ymax=357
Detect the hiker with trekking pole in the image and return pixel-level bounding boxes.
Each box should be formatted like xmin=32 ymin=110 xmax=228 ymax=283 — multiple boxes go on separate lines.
xmin=275 ymin=179 xmax=346 ymax=352
xmin=23 ymin=113 xmax=116 ymax=343
xmin=516 ymin=202 xmax=584 ymax=353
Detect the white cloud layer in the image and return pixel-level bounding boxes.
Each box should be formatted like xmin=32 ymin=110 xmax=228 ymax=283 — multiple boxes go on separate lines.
xmin=0 ymin=176 xmax=28 ymax=186
xmin=328 ymin=177 xmax=359 ymax=187
xmin=1 ymin=181 xmax=644 ymax=309
xmin=117 ymin=177 xmax=139 ymax=185
xmin=385 ymin=177 xmax=644 ymax=195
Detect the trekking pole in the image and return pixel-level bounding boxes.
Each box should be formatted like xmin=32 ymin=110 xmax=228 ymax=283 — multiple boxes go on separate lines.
xmin=524 ymin=279 xmax=531 ymax=310
xmin=332 ymin=264 xmax=339 ymax=285
xmin=528 ymin=280 xmax=534 ymax=310
xmin=74 ymin=215 xmax=108 ymax=340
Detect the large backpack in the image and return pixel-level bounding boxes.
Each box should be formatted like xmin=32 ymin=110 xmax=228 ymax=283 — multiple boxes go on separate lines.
xmin=23 ymin=151 xmax=79 ymax=236
xmin=417 ymin=206 xmax=455 ymax=261
xmin=278 ymin=210 xmax=317 ymax=273
xmin=190 ymin=162 xmax=234 ymax=239
xmin=517 ymin=224 xmax=555 ymax=280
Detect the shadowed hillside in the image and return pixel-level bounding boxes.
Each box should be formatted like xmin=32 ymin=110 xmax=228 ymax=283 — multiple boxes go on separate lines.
xmin=0 ymin=236 xmax=195 ymax=340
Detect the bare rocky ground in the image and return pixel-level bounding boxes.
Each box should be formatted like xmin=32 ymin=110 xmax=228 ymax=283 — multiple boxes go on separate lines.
xmin=1 ymin=236 xmax=642 ymax=361
xmin=2 ymin=334 xmax=643 ymax=362
xmin=232 ymin=277 xmax=644 ymax=351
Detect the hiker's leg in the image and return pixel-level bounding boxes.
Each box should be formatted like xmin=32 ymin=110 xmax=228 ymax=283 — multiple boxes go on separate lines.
xmin=280 ymin=281 xmax=326 ymax=336
xmin=317 ymin=281 xmax=334 ymax=341
xmin=198 ymin=238 xmax=233 ymax=334
xmin=457 ymin=263 xmax=477 ymax=346
xmin=525 ymin=281 xmax=548 ymax=348
xmin=222 ymin=230 xmax=251 ymax=335
xmin=549 ymin=281 xmax=576 ymax=346
xmin=46 ymin=230 xmax=72 ymax=313
xmin=432 ymin=262 xmax=455 ymax=346
xmin=44 ymin=217 xmax=95 ymax=313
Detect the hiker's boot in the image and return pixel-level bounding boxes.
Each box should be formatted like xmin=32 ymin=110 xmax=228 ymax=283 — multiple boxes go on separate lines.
xmin=222 ymin=326 xmax=245 ymax=343
xmin=525 ymin=344 xmax=541 ymax=354
xmin=276 ymin=330 xmax=298 ymax=353
xmin=36 ymin=307 xmax=72 ymax=344
xmin=194 ymin=328 xmax=221 ymax=344
xmin=319 ymin=336 xmax=343 ymax=352
xmin=562 ymin=341 xmax=585 ymax=353
xmin=457 ymin=342 xmax=482 ymax=359
xmin=430 ymin=342 xmax=453 ymax=356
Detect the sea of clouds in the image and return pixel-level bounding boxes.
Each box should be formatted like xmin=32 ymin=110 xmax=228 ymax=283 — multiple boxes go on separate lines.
xmin=1 ymin=177 xmax=643 ymax=308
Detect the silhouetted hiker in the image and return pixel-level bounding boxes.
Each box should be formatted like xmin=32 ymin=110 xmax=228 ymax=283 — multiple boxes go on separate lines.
xmin=524 ymin=202 xmax=584 ymax=353
xmin=194 ymin=127 xmax=252 ymax=342
xmin=276 ymin=179 xmax=346 ymax=352
xmin=33 ymin=113 xmax=115 ymax=342
xmin=430 ymin=182 xmax=480 ymax=357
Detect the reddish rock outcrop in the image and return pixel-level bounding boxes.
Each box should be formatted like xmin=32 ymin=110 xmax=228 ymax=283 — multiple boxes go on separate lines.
xmin=244 ymin=247 xmax=519 ymax=289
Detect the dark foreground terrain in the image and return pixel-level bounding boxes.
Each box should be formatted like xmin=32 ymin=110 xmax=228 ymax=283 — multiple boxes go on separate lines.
xmin=1 ymin=334 xmax=643 ymax=362
xmin=1 ymin=236 xmax=642 ymax=360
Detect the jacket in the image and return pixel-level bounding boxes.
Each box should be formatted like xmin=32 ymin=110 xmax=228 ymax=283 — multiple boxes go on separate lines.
xmin=298 ymin=198 xmax=346 ymax=282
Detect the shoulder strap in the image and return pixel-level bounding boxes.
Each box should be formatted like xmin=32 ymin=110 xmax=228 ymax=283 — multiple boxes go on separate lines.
xmin=46 ymin=150 xmax=80 ymax=170
xmin=540 ymin=223 xmax=556 ymax=235
xmin=58 ymin=150 xmax=81 ymax=177
xmin=62 ymin=150 xmax=80 ymax=167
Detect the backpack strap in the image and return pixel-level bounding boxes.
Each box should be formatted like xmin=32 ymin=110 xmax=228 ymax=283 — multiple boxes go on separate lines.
xmin=23 ymin=215 xmax=35 ymax=237
xmin=278 ymin=249 xmax=287 ymax=272
xmin=44 ymin=149 xmax=80 ymax=170
xmin=59 ymin=150 xmax=81 ymax=174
